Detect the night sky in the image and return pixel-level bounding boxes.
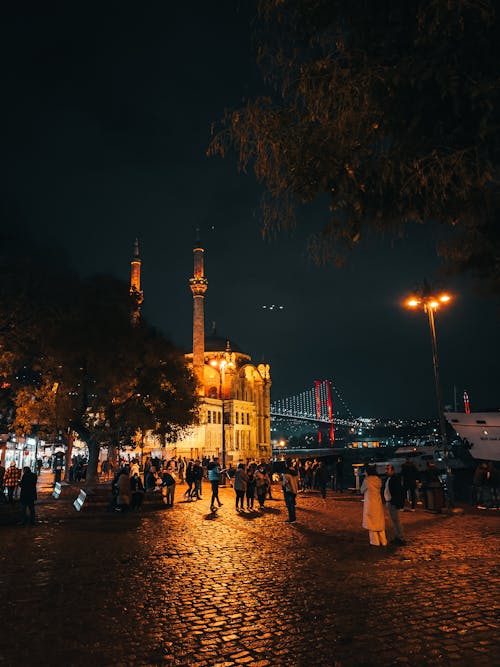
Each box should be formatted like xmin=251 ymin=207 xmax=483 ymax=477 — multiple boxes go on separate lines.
xmin=1 ymin=1 xmax=499 ymax=418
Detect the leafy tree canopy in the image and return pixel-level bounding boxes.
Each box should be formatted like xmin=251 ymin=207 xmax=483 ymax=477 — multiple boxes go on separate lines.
xmin=209 ymin=0 xmax=500 ymax=293
xmin=1 ymin=234 xmax=198 ymax=483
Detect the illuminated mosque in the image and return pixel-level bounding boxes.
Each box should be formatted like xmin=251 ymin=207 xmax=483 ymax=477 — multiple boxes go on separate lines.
xmin=129 ymin=238 xmax=272 ymax=465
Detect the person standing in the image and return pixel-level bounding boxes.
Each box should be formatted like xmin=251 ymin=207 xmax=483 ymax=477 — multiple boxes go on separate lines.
xmin=472 ymin=462 xmax=487 ymax=508
xmin=485 ymin=461 xmax=499 ymax=509
xmin=116 ymin=468 xmax=131 ymax=512
xmin=0 ymin=464 xmax=5 ymax=502
xmin=315 ymin=461 xmax=330 ymax=499
xmin=360 ymin=465 xmax=387 ymax=546
xmin=282 ymin=458 xmax=299 ymax=523
xmin=264 ymin=459 xmax=274 ymax=499
xmin=207 ymin=457 xmax=223 ymax=512
xmin=4 ymin=461 xmax=21 ymax=503
xmin=401 ymin=457 xmax=418 ymax=511
xmin=255 ymin=464 xmax=270 ymax=509
xmin=384 ymin=464 xmax=406 ymax=545
xmin=335 ymin=456 xmax=344 ymax=492
xmin=233 ymin=463 xmax=247 ymax=511
xmin=161 ymin=468 xmax=176 ymax=507
xmin=130 ymin=472 xmax=145 ymax=510
xmin=246 ymin=464 xmax=256 ymax=510
xmin=19 ymin=466 xmax=38 ymax=525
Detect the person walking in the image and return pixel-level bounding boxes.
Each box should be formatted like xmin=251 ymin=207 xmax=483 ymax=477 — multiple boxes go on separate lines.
xmin=233 ymin=463 xmax=247 ymax=511
xmin=384 ymin=464 xmax=406 ymax=545
xmin=360 ymin=465 xmax=387 ymax=546
xmin=192 ymin=460 xmax=203 ymax=500
xmin=184 ymin=460 xmax=195 ymax=500
xmin=19 ymin=466 xmax=37 ymax=525
xmin=4 ymin=460 xmax=21 ymax=503
xmin=207 ymin=457 xmax=223 ymax=512
xmin=282 ymin=458 xmax=299 ymax=523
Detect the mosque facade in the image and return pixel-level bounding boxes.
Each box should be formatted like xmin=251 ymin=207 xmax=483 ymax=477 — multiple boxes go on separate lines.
xmin=129 ymin=239 xmax=272 ymax=465
xmin=176 ymin=241 xmax=272 ymax=465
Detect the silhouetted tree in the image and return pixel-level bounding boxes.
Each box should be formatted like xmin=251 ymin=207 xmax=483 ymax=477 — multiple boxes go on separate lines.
xmin=2 ymin=236 xmax=198 ymax=485
xmin=210 ymin=1 xmax=500 ymax=293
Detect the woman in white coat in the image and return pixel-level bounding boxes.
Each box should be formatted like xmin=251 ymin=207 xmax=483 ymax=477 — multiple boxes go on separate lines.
xmin=360 ymin=466 xmax=387 ymax=546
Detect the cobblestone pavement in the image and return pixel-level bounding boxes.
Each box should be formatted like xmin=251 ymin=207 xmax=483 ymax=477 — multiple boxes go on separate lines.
xmin=0 ymin=477 xmax=498 ymax=667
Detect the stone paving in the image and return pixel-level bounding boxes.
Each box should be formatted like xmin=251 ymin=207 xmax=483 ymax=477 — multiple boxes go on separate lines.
xmin=0 ymin=477 xmax=498 ymax=667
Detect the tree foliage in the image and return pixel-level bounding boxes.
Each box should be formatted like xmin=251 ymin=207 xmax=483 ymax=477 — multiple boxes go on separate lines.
xmin=1 ymin=234 xmax=198 ymax=484
xmin=209 ymin=0 xmax=500 ymax=292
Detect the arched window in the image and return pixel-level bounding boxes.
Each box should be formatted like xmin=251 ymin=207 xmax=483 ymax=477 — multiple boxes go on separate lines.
xmin=208 ymin=386 xmax=218 ymax=399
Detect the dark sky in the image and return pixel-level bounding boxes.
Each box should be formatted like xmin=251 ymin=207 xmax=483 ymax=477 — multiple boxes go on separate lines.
xmin=1 ymin=1 xmax=499 ymax=418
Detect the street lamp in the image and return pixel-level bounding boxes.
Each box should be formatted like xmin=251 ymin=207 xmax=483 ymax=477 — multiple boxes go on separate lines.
xmin=210 ymin=358 xmax=228 ymax=468
xmin=405 ymin=284 xmax=452 ymax=450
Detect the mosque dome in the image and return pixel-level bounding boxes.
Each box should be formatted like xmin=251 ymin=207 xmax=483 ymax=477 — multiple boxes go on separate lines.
xmin=204 ymin=332 xmax=244 ymax=354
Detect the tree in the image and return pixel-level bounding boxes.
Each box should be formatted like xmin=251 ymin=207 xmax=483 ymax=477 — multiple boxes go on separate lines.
xmin=2 ymin=236 xmax=198 ymax=486
xmin=0 ymin=231 xmax=79 ymax=431
xmin=33 ymin=275 xmax=198 ymax=487
xmin=209 ymin=1 xmax=500 ymax=293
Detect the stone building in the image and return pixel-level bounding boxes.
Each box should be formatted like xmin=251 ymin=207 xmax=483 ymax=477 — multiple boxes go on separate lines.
xmin=175 ymin=240 xmax=272 ymax=465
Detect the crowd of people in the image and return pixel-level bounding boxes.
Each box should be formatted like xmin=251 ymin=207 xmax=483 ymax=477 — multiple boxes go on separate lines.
xmin=1 ymin=452 xmax=499 ymax=537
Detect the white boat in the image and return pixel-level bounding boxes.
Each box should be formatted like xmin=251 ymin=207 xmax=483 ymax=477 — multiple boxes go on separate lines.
xmin=445 ymin=411 xmax=500 ymax=461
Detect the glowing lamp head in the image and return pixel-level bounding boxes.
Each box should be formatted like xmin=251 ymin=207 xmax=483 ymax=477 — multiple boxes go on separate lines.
xmin=429 ymin=300 xmax=439 ymax=309
xmin=439 ymin=294 xmax=451 ymax=303
xmin=407 ymin=298 xmax=420 ymax=308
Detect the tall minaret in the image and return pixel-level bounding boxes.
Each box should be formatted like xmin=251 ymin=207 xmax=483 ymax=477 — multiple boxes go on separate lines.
xmin=130 ymin=238 xmax=144 ymax=325
xmin=189 ymin=232 xmax=208 ymax=394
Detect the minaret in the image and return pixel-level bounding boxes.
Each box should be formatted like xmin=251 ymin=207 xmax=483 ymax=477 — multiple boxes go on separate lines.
xmin=130 ymin=238 xmax=144 ymax=325
xmin=189 ymin=232 xmax=208 ymax=394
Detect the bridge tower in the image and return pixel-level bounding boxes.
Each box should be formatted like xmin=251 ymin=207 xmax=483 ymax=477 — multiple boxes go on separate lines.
xmin=315 ymin=380 xmax=335 ymax=444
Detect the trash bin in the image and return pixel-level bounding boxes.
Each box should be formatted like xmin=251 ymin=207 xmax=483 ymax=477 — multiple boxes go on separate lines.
xmin=426 ymin=484 xmax=445 ymax=512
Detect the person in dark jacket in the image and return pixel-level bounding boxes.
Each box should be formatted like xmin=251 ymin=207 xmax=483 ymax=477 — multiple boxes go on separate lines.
xmin=315 ymin=462 xmax=330 ymax=499
xmin=160 ymin=469 xmax=176 ymax=507
xmin=130 ymin=473 xmax=145 ymax=510
xmin=282 ymin=458 xmax=299 ymax=523
xmin=19 ymin=467 xmax=37 ymax=525
xmin=191 ymin=460 xmax=203 ymax=500
xmin=384 ymin=464 xmax=406 ymax=545
xmin=401 ymin=457 xmax=419 ymax=510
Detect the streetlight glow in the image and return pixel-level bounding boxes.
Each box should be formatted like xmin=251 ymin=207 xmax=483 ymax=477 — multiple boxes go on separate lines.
xmin=404 ymin=283 xmax=453 ymax=449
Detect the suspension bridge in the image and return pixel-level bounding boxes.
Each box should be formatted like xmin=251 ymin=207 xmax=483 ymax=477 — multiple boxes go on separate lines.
xmin=270 ymin=380 xmax=356 ymax=445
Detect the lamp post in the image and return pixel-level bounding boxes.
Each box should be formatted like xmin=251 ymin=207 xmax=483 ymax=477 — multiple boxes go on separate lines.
xmin=405 ymin=285 xmax=451 ymax=450
xmin=210 ymin=359 xmax=227 ymax=468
